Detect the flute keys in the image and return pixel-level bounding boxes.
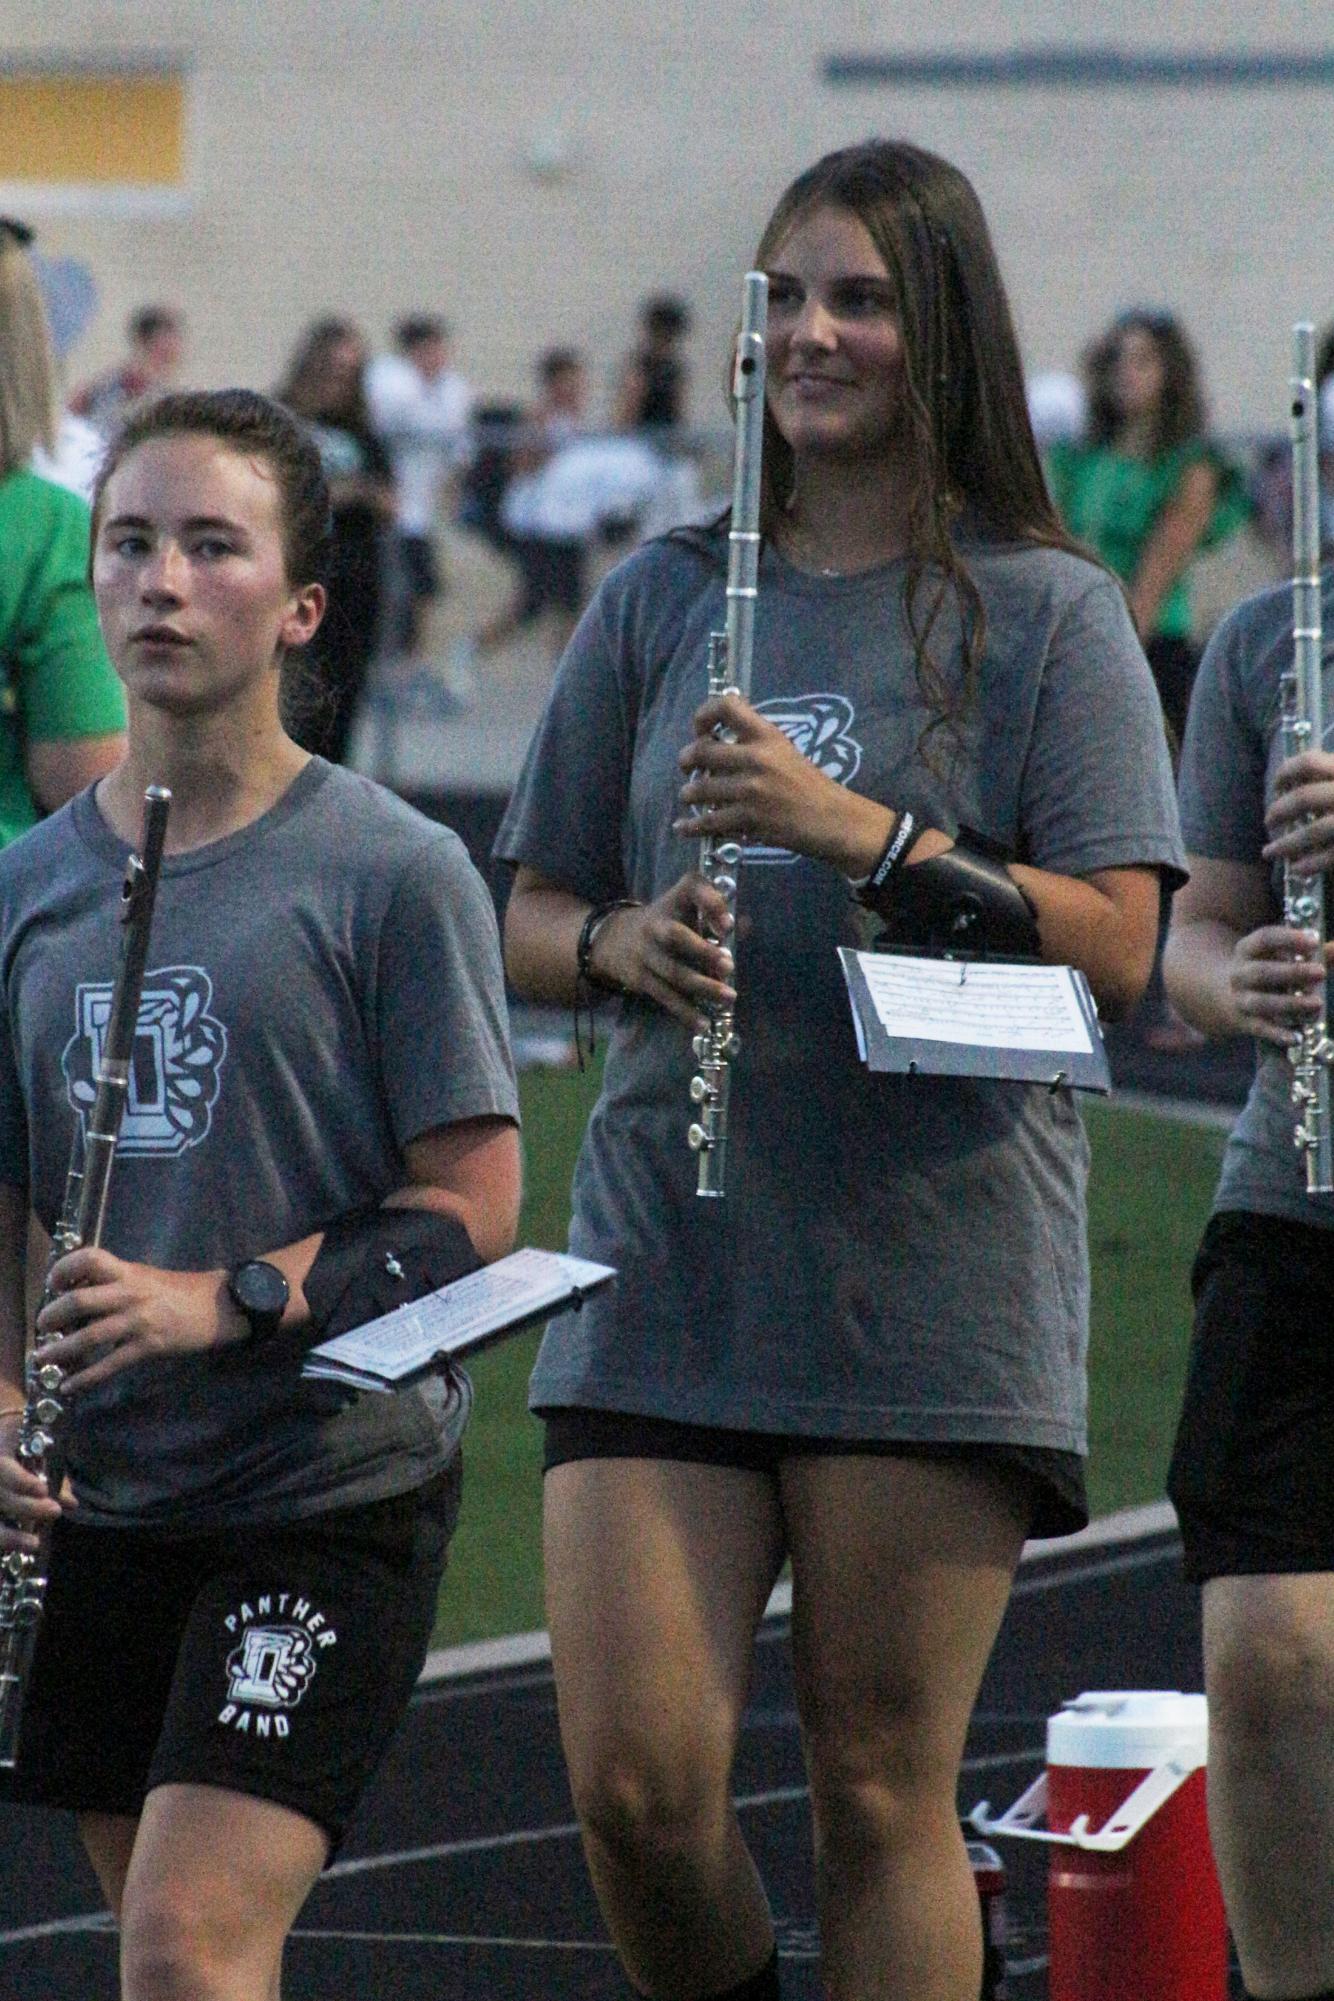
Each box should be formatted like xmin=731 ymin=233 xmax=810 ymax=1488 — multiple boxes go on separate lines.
xmin=690 ymin=1075 xmax=713 ymax=1105
xmin=687 ymin=1123 xmax=712 ymax=1153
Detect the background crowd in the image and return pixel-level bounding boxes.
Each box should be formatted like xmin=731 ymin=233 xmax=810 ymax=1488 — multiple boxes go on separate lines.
xmin=9 ymin=213 xmax=1330 ymax=835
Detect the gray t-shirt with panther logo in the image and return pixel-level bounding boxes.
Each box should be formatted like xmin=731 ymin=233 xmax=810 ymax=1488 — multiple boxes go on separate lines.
xmin=0 ymin=759 xmax=518 ymax=1528
xmin=496 ymin=530 xmax=1184 ymax=1453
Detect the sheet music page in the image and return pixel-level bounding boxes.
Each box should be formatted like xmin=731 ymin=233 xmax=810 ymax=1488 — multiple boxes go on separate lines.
xmin=303 ymin=1248 xmax=615 ymax=1381
xmin=850 ymin=953 xmax=1094 ymax=1055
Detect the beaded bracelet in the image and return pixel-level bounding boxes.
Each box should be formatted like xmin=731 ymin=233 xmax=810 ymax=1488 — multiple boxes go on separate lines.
xmin=574 ymin=899 xmax=642 ymax=1066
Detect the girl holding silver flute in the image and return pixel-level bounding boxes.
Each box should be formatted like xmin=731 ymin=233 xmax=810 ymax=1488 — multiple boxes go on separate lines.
xmin=0 ymin=388 xmax=520 ymax=2000
xmin=1163 ymin=330 xmax=1334 ymax=2001
xmin=499 ymin=138 xmax=1182 ymax=2001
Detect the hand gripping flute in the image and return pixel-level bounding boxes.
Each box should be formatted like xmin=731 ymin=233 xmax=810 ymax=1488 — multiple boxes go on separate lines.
xmin=1282 ymin=323 xmax=1333 ymax=1196
xmin=0 ymin=784 xmax=170 ymax=1767
xmin=687 ymin=271 xmax=767 ymax=1198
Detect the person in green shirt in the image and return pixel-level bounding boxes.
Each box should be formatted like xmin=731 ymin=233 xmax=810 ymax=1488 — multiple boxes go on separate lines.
xmin=0 ymin=219 xmax=125 ymax=849
xmin=1047 ymin=308 xmax=1248 ymax=746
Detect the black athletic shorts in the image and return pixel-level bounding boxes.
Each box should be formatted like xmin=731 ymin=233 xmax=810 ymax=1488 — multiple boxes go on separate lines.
xmin=1168 ymin=1210 xmax=1334 ymax=1584
xmin=0 ymin=1461 xmax=459 ymax=1851
xmin=541 ymin=1408 xmax=1087 ymax=1540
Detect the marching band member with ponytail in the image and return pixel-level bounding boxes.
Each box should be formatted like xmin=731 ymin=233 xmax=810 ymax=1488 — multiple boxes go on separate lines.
xmin=0 ymin=388 xmax=519 ymax=2000
xmin=497 ymin=141 xmax=1184 ymax=2000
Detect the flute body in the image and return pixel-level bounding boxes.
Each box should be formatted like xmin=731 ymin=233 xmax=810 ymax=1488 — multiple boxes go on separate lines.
xmin=0 ymin=785 xmax=171 ymax=1768
xmin=687 ymin=271 xmax=768 ymax=1198
xmin=1282 ymin=323 xmax=1333 ymax=1196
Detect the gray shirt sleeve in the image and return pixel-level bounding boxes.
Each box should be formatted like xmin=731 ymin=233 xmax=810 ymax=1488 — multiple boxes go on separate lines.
xmin=494 ymin=586 xmax=636 ymax=902
xmin=373 ymin=836 xmax=519 ymax=1145
xmin=1019 ymin=574 xmax=1186 ymax=881
xmin=1178 ymin=603 xmax=1273 ymax=862
xmin=0 ymin=979 xmax=24 ymax=1191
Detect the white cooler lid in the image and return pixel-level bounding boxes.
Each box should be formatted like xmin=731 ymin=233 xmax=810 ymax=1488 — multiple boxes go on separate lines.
xmin=1047 ymin=1691 xmax=1208 ymax=1770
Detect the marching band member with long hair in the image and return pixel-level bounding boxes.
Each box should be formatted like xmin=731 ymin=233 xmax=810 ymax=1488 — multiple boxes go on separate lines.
xmin=497 ymin=140 xmax=1184 ymax=2000
xmin=0 ymin=388 xmax=519 ymax=2000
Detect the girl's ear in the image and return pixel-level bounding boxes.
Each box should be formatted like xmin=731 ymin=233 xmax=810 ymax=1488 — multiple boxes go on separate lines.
xmin=280 ymin=582 xmax=326 ymax=652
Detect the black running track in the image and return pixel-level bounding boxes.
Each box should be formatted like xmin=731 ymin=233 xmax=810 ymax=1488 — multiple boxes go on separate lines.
xmin=0 ymin=1512 xmax=1241 ymax=1999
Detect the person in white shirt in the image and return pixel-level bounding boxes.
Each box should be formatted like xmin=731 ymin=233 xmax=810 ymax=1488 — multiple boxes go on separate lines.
xmin=366 ymin=316 xmax=473 ymax=677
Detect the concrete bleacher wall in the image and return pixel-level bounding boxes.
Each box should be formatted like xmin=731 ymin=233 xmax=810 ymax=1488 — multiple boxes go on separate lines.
xmin=8 ymin=3 xmax=1334 ymax=433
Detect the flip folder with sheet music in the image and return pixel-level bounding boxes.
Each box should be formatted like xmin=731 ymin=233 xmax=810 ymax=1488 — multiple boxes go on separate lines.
xmin=838 ymin=948 xmax=1111 ymax=1092
xmin=302 ymin=1248 xmax=616 ymax=1393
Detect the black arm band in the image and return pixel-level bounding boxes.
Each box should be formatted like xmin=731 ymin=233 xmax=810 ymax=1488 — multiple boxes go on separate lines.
xmin=304 ymin=1204 xmax=482 ymax=1345
xmin=856 ymin=826 xmax=1040 ymax=958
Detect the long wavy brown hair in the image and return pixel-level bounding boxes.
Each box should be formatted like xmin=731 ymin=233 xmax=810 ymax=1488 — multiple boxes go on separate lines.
xmin=752 ymin=141 xmax=1086 ymax=753
xmin=1084 ymin=310 xmax=1206 ymax=456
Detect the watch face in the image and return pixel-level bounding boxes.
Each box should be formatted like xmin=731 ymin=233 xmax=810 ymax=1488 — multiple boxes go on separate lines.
xmin=232 ymin=1260 xmax=289 ymax=1318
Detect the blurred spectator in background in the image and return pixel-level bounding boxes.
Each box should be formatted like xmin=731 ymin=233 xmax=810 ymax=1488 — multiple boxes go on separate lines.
xmin=1050 ymin=310 xmax=1250 ymax=1052
xmin=0 ymin=219 xmax=125 ymax=847
xmin=451 ymin=347 xmax=592 ymax=682
xmin=366 ymin=315 xmax=473 ymax=673
xmin=1047 ymin=308 xmax=1248 ymax=747
xmin=70 ymin=302 xmax=185 ymax=440
xmin=613 ymin=292 xmax=691 ymax=436
xmin=27 ymin=237 xmax=103 ymax=501
xmin=277 ymin=316 xmax=395 ymax=763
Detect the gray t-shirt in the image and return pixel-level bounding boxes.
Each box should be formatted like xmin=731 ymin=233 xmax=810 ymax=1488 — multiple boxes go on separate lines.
xmin=496 ymin=531 xmax=1184 ymax=1453
xmin=0 ymin=759 xmax=519 ymax=1528
xmin=1177 ymin=573 xmax=1334 ymax=1227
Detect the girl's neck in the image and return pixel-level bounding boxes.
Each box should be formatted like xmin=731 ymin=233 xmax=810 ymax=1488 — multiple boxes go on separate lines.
xmin=1114 ymin=413 xmax=1158 ymax=459
xmin=97 ymin=705 xmax=309 ymax=854
xmin=777 ymin=452 xmax=914 ymax=575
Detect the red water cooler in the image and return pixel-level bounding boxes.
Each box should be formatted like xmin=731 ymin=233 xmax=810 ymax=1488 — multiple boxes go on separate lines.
xmin=971 ymin=1690 xmax=1228 ymax=2001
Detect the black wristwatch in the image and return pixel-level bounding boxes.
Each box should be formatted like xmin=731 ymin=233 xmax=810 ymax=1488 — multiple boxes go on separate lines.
xmin=226 ymin=1259 xmax=290 ymax=1342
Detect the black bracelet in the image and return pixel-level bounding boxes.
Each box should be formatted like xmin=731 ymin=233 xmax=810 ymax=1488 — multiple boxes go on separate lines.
xmin=574 ymin=899 xmax=641 ymax=1068
xmin=576 ymin=899 xmax=641 ymax=994
xmin=850 ymin=810 xmax=916 ymax=902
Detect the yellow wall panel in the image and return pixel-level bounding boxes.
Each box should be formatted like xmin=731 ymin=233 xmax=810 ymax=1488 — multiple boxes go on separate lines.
xmin=0 ymin=76 xmax=184 ymax=186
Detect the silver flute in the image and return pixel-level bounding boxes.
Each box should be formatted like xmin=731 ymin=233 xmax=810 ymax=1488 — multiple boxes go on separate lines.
xmin=687 ymin=271 xmax=768 ymax=1198
xmin=1282 ymin=323 xmax=1333 ymax=1195
xmin=0 ymin=785 xmax=170 ymax=1768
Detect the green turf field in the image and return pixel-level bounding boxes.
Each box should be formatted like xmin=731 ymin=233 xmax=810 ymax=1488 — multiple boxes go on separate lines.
xmin=432 ymin=1071 xmax=1227 ymax=1649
